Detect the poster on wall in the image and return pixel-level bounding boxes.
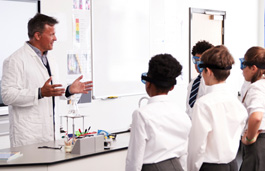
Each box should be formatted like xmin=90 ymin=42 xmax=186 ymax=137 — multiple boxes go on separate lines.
xmin=72 ymin=0 xmax=91 ymax=51
xmin=67 ymin=52 xmax=92 ymax=103
xmin=73 ymin=0 xmax=90 ymax=10
xmin=68 ymin=0 xmax=92 ymax=103
xmin=67 ymin=53 xmax=91 ymax=82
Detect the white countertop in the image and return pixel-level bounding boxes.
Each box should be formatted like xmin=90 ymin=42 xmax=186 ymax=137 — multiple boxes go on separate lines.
xmin=0 ymin=132 xmax=130 ymax=167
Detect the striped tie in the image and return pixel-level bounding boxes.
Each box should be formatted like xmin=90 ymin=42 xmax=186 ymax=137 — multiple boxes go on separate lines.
xmin=189 ymin=74 xmax=201 ymax=108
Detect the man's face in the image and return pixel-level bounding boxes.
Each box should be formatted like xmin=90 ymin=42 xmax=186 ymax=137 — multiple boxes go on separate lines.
xmin=38 ymin=24 xmax=57 ymax=52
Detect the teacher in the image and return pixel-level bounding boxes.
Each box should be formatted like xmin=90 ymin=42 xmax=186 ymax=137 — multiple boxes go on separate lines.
xmin=1 ymin=13 xmax=92 ymax=147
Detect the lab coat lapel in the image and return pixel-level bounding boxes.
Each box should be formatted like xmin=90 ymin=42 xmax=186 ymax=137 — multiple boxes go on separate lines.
xmin=25 ymin=43 xmax=50 ymax=81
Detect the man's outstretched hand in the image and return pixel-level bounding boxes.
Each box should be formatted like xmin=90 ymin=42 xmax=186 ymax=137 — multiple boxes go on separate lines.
xmin=41 ymin=77 xmax=65 ymax=97
xmin=69 ymin=75 xmax=93 ymax=94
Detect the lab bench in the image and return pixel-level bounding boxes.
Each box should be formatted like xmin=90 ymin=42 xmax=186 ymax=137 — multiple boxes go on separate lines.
xmin=0 ymin=132 xmax=130 ymax=171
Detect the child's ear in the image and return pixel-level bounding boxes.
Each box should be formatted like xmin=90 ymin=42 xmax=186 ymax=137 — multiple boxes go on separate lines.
xmin=252 ymin=65 xmax=258 ymax=72
xmin=205 ymin=67 xmax=215 ymax=78
xmin=146 ymin=81 xmax=151 ymax=88
xmin=205 ymin=67 xmax=211 ymax=74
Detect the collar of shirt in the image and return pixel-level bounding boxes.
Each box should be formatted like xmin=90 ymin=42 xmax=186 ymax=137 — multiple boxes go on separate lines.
xmin=26 ymin=41 xmax=48 ymax=59
xmin=205 ymin=82 xmax=227 ymax=95
xmin=147 ymin=95 xmax=169 ymax=104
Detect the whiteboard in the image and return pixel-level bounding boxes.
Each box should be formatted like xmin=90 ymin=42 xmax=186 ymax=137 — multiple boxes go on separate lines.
xmin=0 ymin=0 xmax=38 ymax=114
xmin=92 ymin=0 xmax=150 ymax=98
xmin=0 ymin=0 xmax=38 ymax=77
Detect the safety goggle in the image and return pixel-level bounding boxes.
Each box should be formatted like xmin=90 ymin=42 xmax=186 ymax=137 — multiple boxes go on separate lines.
xmin=141 ymin=72 xmax=154 ymax=84
xmin=141 ymin=72 xmax=177 ymax=86
xmin=239 ymin=58 xmax=246 ymax=70
xmin=197 ymin=61 xmax=203 ymax=73
xmin=192 ymin=56 xmax=200 ymax=64
xmin=239 ymin=58 xmax=265 ymax=70
xmin=198 ymin=62 xmax=232 ymax=71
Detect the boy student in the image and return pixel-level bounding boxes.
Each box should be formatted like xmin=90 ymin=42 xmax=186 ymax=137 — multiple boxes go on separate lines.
xmin=186 ymin=40 xmax=213 ymax=118
xmin=126 ymin=54 xmax=191 ymax=171
xmin=240 ymin=46 xmax=265 ymax=171
xmin=187 ymin=45 xmax=248 ymax=171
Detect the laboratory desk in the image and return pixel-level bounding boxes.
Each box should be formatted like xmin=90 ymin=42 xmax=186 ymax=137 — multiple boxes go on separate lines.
xmin=0 ymin=132 xmax=130 ymax=171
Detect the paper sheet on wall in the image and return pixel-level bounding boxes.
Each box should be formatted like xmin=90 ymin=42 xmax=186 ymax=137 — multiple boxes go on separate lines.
xmin=68 ymin=0 xmax=91 ymax=83
xmin=67 ymin=53 xmax=91 ymax=83
xmin=72 ymin=0 xmax=90 ymax=51
xmin=66 ymin=0 xmax=92 ymax=103
xmin=67 ymin=52 xmax=92 ymax=103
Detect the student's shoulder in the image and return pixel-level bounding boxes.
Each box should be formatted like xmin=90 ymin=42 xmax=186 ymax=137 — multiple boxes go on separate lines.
xmin=195 ymin=93 xmax=209 ymax=104
xmin=246 ymin=80 xmax=265 ymax=100
xmin=250 ymin=79 xmax=265 ymax=91
xmin=132 ymin=105 xmax=150 ymax=117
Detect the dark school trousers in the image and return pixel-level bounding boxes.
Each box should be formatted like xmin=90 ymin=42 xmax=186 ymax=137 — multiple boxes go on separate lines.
xmin=141 ymin=157 xmax=184 ymax=171
xmin=199 ymin=159 xmax=238 ymax=171
xmin=240 ymin=133 xmax=265 ymax=171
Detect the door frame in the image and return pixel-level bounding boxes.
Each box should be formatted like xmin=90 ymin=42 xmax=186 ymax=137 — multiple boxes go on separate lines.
xmin=189 ymin=8 xmax=226 ymax=81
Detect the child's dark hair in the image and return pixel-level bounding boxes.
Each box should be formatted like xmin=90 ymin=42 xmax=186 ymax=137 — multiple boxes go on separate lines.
xmin=147 ymin=54 xmax=182 ymax=92
xmin=192 ymin=40 xmax=214 ymax=56
xmin=244 ymin=46 xmax=265 ymax=83
xmin=28 ymin=13 xmax=58 ymax=39
xmin=201 ymin=45 xmax=234 ymax=81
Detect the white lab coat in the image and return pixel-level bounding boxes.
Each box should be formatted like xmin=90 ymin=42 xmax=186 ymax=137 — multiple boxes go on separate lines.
xmin=1 ymin=42 xmax=62 ymax=147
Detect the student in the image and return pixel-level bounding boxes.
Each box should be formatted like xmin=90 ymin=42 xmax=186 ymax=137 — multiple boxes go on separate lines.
xmin=186 ymin=40 xmax=213 ymax=118
xmin=1 ymin=13 xmax=92 ymax=147
xmin=126 ymin=54 xmax=191 ymax=171
xmin=239 ymin=46 xmax=265 ymax=171
xmin=187 ymin=45 xmax=248 ymax=171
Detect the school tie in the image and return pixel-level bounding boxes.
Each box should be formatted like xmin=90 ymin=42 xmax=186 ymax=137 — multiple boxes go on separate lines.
xmin=189 ymin=74 xmax=201 ymax=108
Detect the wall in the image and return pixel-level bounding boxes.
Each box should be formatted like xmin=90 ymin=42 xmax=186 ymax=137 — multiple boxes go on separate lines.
xmin=0 ymin=0 xmax=263 ymax=149
xmin=41 ymin=0 xmax=263 ymax=134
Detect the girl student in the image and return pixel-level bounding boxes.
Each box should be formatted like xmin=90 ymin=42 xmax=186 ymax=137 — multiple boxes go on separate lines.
xmin=240 ymin=46 xmax=265 ymax=171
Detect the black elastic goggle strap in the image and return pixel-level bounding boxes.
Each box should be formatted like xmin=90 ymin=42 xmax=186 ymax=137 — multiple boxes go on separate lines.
xmin=141 ymin=75 xmax=177 ymax=87
xmin=243 ymin=61 xmax=265 ymax=69
xmin=198 ymin=63 xmax=232 ymax=70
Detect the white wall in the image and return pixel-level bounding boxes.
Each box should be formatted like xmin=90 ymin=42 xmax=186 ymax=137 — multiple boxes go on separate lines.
xmin=39 ymin=0 xmax=264 ymax=135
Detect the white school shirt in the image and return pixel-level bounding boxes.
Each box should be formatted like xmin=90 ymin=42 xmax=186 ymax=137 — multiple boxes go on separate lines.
xmin=240 ymin=80 xmax=251 ymax=101
xmin=187 ymin=83 xmax=248 ymax=171
xmin=186 ymin=75 xmax=206 ymax=119
xmin=243 ymin=79 xmax=265 ymax=130
xmin=126 ymin=95 xmax=192 ymax=171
